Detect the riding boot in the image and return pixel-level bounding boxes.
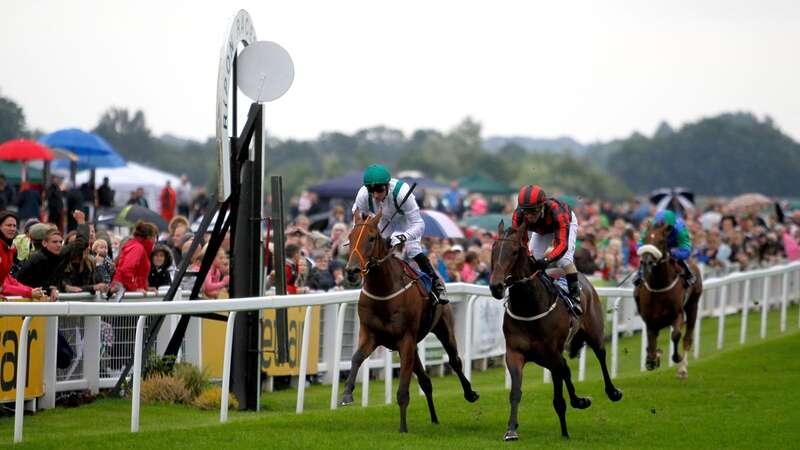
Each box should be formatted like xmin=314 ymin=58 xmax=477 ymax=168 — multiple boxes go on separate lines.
xmin=413 ymin=253 xmax=449 ymax=305
xmin=564 ymin=272 xmax=584 ymax=316
xmin=678 ymin=259 xmax=696 ymax=287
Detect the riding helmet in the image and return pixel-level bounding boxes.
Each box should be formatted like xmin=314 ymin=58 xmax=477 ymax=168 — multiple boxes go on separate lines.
xmin=517 ymin=185 xmax=546 ymax=209
xmin=363 ymin=164 xmax=391 ymax=186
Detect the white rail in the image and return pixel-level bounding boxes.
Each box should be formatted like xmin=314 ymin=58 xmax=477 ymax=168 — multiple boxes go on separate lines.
xmin=2 ymin=261 xmax=799 ymax=443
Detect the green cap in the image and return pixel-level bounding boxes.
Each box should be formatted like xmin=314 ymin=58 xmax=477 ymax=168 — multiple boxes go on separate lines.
xmin=363 ymin=164 xmax=391 ymax=185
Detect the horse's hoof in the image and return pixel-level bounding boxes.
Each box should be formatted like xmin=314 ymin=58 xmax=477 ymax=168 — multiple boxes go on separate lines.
xmin=571 ymin=396 xmax=591 ymax=409
xmin=607 ymin=388 xmax=623 ymax=402
xmin=672 ymin=353 xmax=682 ymax=364
xmin=677 ymin=370 xmax=688 ymax=380
xmin=503 ymin=431 xmax=519 ymax=441
xmin=432 ymin=419 xmax=440 ymax=425
xmin=399 ymin=426 xmax=408 ymax=433
xmin=465 ymin=391 xmax=480 ymax=403
xmin=562 ymin=433 xmax=570 ymax=440
xmin=645 ymin=362 xmax=656 ymax=371
xmin=339 ymin=395 xmax=353 ymax=406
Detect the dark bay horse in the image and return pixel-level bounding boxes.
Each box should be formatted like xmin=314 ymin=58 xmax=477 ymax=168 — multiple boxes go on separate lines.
xmin=489 ymin=222 xmax=622 ymax=441
xmin=341 ymin=209 xmax=479 ymax=433
xmin=635 ymin=222 xmax=703 ymax=379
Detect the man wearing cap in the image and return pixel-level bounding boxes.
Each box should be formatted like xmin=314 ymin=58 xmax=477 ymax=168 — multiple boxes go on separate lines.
xmin=512 ymin=184 xmax=583 ymax=316
xmin=353 ymin=164 xmax=448 ymax=304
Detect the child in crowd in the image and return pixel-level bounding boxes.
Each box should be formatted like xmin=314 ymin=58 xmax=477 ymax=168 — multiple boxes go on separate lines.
xmin=92 ymin=239 xmax=116 ymax=285
xmin=202 ymin=248 xmax=229 ymax=299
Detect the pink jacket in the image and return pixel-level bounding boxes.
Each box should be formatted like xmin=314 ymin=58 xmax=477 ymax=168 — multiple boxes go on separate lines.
xmin=203 ymin=266 xmax=230 ymax=298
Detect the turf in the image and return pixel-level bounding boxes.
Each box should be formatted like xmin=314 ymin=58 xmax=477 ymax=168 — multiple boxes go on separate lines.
xmin=1 ymin=305 xmax=799 ymax=449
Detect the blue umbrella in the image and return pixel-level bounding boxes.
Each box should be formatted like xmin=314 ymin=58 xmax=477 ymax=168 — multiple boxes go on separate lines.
xmin=40 ymin=128 xmax=126 ymax=170
xmin=420 ymin=210 xmax=465 ymax=239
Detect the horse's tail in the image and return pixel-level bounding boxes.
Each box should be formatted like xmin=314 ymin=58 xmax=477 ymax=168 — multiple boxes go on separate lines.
xmin=567 ymin=329 xmax=587 ymax=359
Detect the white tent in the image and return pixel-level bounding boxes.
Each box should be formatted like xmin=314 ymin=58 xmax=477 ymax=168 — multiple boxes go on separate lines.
xmin=74 ymin=162 xmax=181 ymax=210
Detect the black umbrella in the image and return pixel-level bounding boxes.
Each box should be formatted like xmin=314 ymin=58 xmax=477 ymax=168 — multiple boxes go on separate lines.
xmin=99 ymin=204 xmax=168 ymax=231
xmin=649 ymin=187 xmax=695 ymax=213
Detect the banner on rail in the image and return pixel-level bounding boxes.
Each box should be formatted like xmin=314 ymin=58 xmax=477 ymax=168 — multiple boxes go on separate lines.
xmin=0 ymin=312 xmax=46 ymax=402
xmin=202 ymin=307 xmax=320 ymax=378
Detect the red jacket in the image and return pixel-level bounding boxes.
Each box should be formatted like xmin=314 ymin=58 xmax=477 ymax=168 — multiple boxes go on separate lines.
xmin=0 ymin=241 xmax=32 ymax=297
xmin=160 ymin=186 xmax=177 ymax=222
xmin=113 ymin=237 xmax=154 ymax=291
xmin=512 ymin=198 xmax=573 ymax=262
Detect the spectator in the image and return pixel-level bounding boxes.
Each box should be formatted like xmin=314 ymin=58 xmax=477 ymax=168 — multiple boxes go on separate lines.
xmin=16 ymin=182 xmax=40 ymax=222
xmin=148 ymin=245 xmax=174 ymax=289
xmin=441 ymin=180 xmax=465 ymax=218
xmin=306 ymin=251 xmax=336 ymax=291
xmin=176 ymin=175 xmax=192 ymax=218
xmin=0 ymin=175 xmax=15 ymax=211
xmin=97 ymin=177 xmax=115 ymax=208
xmin=574 ymin=233 xmax=600 ymax=276
xmin=191 ymin=187 xmax=211 ymax=219
xmin=92 ymin=239 xmax=115 ymax=284
xmin=0 ymin=211 xmax=45 ymax=299
xmin=113 ymin=221 xmax=157 ymax=292
xmin=46 ymin=176 xmax=64 ymax=231
xmin=202 ymin=248 xmax=229 ymax=298
xmin=11 ymin=218 xmax=39 ymax=275
xmin=281 ymin=243 xmax=301 ymax=294
xmin=62 ymin=246 xmax=105 ymax=294
xmin=459 ymin=251 xmax=479 ymax=283
xmin=160 ymin=180 xmax=177 ymax=222
xmin=18 ymin=210 xmax=88 ymax=299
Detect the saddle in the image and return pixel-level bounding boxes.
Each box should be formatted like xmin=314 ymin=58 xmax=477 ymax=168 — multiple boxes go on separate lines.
xmin=396 ymin=258 xmax=443 ymax=341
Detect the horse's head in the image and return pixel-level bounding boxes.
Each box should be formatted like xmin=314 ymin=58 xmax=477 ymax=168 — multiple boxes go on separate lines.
xmin=638 ymin=221 xmax=671 ymax=279
xmin=488 ymin=220 xmax=530 ymax=299
xmin=344 ymin=208 xmax=388 ymax=283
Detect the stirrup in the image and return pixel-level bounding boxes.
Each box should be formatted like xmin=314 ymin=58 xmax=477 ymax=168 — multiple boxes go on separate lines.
xmin=565 ymin=294 xmax=583 ymax=316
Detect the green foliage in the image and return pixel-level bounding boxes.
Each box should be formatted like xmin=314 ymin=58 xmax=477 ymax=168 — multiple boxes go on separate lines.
xmin=604 ymin=112 xmax=800 ymax=195
xmin=142 ymin=352 xmax=176 ymax=380
xmin=192 ymin=386 xmax=239 ymax=410
xmin=0 ymin=91 xmax=27 ymax=141
xmin=139 ymin=374 xmax=192 ymax=404
xmin=174 ymin=362 xmax=210 ymax=398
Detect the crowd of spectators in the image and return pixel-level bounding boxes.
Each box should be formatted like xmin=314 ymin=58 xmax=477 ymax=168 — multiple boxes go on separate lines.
xmin=277 ymin=186 xmax=800 ymax=295
xmin=0 ymin=171 xmax=797 ymax=303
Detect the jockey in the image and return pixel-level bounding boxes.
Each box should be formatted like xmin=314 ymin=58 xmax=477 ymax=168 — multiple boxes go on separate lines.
xmin=352 ymin=164 xmax=448 ymax=305
xmin=634 ymin=209 xmax=696 ymax=287
xmin=511 ymin=185 xmax=583 ymax=316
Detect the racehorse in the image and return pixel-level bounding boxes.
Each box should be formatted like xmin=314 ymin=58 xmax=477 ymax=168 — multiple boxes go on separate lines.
xmin=489 ymin=221 xmax=622 ymax=441
xmin=341 ymin=209 xmax=479 ymax=433
xmin=634 ymin=221 xmax=703 ymax=379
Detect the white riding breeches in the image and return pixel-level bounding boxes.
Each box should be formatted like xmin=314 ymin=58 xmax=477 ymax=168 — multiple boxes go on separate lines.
xmin=529 ymin=211 xmax=578 ymax=268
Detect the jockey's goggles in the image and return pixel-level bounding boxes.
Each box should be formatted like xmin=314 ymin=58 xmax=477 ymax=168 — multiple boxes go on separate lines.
xmin=366 ymin=184 xmax=388 ymax=194
xmin=520 ymin=204 xmax=544 ymax=214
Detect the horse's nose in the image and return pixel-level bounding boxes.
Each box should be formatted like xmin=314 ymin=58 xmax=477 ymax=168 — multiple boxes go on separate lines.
xmin=489 ymin=282 xmax=505 ymax=299
xmin=345 ymin=265 xmax=360 ymax=283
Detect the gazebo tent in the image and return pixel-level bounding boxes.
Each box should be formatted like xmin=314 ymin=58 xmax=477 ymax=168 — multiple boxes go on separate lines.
xmin=72 ymin=162 xmax=181 ymax=209
xmin=457 ymin=174 xmax=516 ymax=195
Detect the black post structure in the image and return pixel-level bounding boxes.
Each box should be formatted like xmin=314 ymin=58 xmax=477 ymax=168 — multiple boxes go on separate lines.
xmin=270 ymin=176 xmax=289 ymax=364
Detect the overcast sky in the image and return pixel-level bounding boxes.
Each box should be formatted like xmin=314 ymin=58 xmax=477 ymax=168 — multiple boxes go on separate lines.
xmin=1 ymin=0 xmax=798 ymax=144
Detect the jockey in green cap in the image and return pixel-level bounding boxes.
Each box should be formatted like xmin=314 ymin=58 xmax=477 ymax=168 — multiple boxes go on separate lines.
xmin=634 ymin=209 xmax=696 ymax=287
xmin=352 ymin=164 xmax=448 ymax=305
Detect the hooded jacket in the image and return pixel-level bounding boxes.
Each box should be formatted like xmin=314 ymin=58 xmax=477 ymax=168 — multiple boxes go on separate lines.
xmin=113 ymin=236 xmax=154 ymax=291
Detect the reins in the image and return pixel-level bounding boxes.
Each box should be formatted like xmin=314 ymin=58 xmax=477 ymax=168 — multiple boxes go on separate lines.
xmin=349 ymin=221 xmax=417 ymax=301
xmin=493 ymin=237 xmax=558 ymax=322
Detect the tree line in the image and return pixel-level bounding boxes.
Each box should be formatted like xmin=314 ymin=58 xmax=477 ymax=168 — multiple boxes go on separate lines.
xmin=2 ymin=89 xmax=798 ymax=200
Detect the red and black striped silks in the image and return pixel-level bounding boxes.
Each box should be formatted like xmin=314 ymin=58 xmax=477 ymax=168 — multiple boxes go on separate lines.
xmin=511 ymin=198 xmax=573 ymax=262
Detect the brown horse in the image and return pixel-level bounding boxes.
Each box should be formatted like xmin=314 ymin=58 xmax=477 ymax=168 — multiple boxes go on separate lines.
xmin=340 ymin=209 xmax=479 ymax=433
xmin=634 ymin=222 xmax=703 ymax=379
xmin=489 ymin=221 xmax=622 ymax=441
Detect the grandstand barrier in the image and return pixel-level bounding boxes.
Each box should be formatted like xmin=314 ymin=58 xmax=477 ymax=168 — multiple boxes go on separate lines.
xmin=1 ymin=261 xmax=799 ymax=443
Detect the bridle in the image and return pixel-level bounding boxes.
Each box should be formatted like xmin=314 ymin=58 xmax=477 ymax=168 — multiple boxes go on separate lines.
xmin=348 ymin=222 xmax=394 ymax=275
xmin=639 ymin=232 xmax=680 ymax=293
xmin=492 ymin=237 xmax=539 ymax=289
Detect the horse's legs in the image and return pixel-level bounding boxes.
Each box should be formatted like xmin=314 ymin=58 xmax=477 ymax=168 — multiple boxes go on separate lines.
xmin=558 ymin=355 xmax=591 ymax=410
xmin=551 ymin=369 xmax=569 ymax=438
xmin=678 ymin=295 xmax=700 ymax=379
xmin=645 ymin=327 xmax=661 ymax=370
xmin=396 ymin=336 xmax=417 ymax=433
xmin=432 ymin=309 xmax=479 ymax=402
xmin=413 ymin=352 xmax=438 ymax=424
xmin=504 ymin=349 xmax=525 ymax=441
xmin=670 ymin=311 xmax=685 ymax=364
xmin=586 ymin=336 xmax=623 ymax=401
xmin=340 ymin=328 xmax=376 ymax=406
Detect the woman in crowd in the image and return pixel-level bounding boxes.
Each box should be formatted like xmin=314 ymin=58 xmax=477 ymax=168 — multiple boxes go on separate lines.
xmin=0 ymin=211 xmax=46 ymax=299
xmin=113 ymin=221 xmax=157 ymax=292
xmin=148 ymin=245 xmax=174 ymax=289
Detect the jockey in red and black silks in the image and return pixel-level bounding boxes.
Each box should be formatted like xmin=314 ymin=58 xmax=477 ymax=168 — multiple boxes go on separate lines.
xmin=511 ymin=184 xmax=583 ymax=316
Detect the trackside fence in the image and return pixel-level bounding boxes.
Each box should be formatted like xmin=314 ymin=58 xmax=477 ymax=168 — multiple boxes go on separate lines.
xmin=2 ymin=261 xmax=799 ymax=443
